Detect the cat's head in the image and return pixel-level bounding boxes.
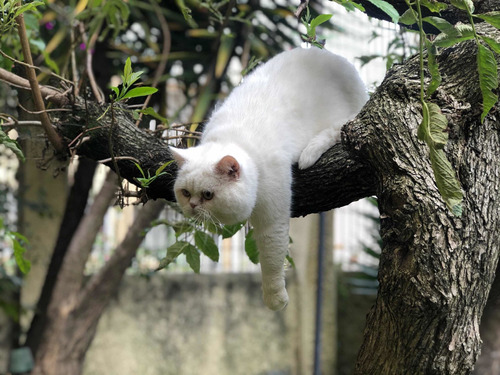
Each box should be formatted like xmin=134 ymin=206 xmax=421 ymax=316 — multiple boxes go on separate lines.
xmin=171 ymin=144 xmax=257 ymax=225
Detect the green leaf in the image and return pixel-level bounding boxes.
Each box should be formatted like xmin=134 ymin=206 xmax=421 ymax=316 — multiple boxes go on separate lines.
xmin=475 ymin=11 xmax=500 ymax=29
xmin=171 ymin=221 xmax=195 ymax=237
xmin=334 ymin=0 xmax=365 ymax=12
xmin=155 ymin=160 xmax=174 ymax=176
xmin=139 ymin=107 xmax=168 ymax=124
xmin=184 ymin=245 xmax=200 ymax=273
xmin=433 ymin=25 xmax=475 ymax=47
xmin=423 ymin=17 xmax=460 ymax=38
xmin=364 ymin=0 xmax=399 ymax=24
xmin=481 ymin=36 xmax=500 ymax=54
xmin=399 ymin=9 xmax=417 ymax=26
xmin=429 ymin=148 xmax=463 ymax=216
xmin=12 ymin=240 xmax=30 ymax=274
xmin=157 ymin=240 xmax=192 ymax=270
xmin=134 ymin=162 xmax=145 ymax=178
xmin=194 ymin=230 xmax=219 ymax=262
xmin=420 ymin=0 xmax=448 ymax=12
xmin=0 ymin=129 xmax=25 ymax=162
xmin=121 ymin=86 xmax=158 ymax=100
xmin=244 ymin=229 xmax=259 ymax=264
xmin=310 ymin=14 xmax=333 ymax=30
xmin=477 ymin=44 xmax=499 ymax=122
xmin=418 ymin=102 xmax=463 ymax=216
xmin=110 ymin=86 xmax=120 ymax=98
xmin=126 ymin=71 xmax=144 ymax=87
xmin=418 ymin=102 xmax=449 ymax=149
xmin=221 ymin=222 xmax=244 ymax=239
xmin=425 ymin=39 xmax=442 ymax=97
xmin=450 ymin=0 xmax=474 ymax=13
xmin=123 ymin=57 xmax=132 ymax=80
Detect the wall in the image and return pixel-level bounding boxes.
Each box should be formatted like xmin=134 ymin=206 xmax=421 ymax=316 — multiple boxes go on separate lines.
xmin=84 ymin=215 xmax=337 ymax=375
xmin=85 ymin=273 xmax=294 ymax=375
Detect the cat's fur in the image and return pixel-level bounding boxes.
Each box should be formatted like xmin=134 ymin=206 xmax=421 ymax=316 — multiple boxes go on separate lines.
xmin=171 ymin=47 xmax=367 ymax=310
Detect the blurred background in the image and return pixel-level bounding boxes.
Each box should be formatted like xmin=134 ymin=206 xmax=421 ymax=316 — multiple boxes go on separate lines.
xmin=0 ymin=0 xmax=417 ymax=374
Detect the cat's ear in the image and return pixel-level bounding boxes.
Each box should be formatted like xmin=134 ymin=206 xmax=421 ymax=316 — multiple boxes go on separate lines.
xmin=170 ymin=147 xmax=188 ymax=167
xmin=216 ymin=155 xmax=240 ymax=180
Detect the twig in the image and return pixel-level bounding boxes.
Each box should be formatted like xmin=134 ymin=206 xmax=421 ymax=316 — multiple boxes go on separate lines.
xmin=16 ymin=7 xmax=65 ymax=153
xmin=17 ymin=102 xmax=72 ymax=114
xmin=295 ymin=0 xmax=309 ymax=19
xmin=98 ymin=156 xmax=141 ymax=165
xmin=0 ymin=49 xmax=74 ymax=86
xmin=79 ymin=22 xmax=104 ymax=103
xmin=67 ymin=126 xmax=103 ymax=148
xmin=134 ymin=0 xmax=172 ymax=126
xmin=0 ymin=67 xmax=69 ymax=106
xmin=70 ymin=27 xmax=80 ymax=96
xmin=1 ymin=120 xmax=43 ymax=130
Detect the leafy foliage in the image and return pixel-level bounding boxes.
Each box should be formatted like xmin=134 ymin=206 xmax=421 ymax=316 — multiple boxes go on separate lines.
xmin=0 ymin=129 xmax=25 ymax=162
xmin=0 ymin=217 xmax=30 ymax=274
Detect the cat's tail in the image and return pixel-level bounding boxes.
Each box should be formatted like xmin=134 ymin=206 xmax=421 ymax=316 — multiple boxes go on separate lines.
xmin=298 ymin=126 xmax=340 ymax=169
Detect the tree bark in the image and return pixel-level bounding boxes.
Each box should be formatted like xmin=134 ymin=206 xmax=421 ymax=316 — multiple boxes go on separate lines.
xmin=25 ymin=158 xmax=97 ymax=356
xmin=31 ymin=197 xmax=165 ymax=375
xmin=348 ymin=26 xmax=500 ymax=374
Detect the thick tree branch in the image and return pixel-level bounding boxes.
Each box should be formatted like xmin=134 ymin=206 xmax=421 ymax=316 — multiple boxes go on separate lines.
xmin=52 ymin=97 xmax=377 ymax=215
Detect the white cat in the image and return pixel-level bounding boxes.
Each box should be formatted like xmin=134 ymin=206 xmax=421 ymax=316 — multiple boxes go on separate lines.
xmin=171 ymin=47 xmax=367 ymax=310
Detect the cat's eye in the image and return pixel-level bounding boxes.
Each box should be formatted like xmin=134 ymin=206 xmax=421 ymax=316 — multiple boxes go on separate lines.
xmin=202 ymin=190 xmax=214 ymax=200
xmin=181 ymin=189 xmax=191 ymax=198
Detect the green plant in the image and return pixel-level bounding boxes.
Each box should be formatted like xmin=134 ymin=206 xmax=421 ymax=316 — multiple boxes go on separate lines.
xmin=0 ymin=128 xmax=25 ymax=162
xmin=1 ymin=217 xmax=30 ymax=274
xmin=133 ymin=161 xmax=173 ymax=189
xmin=300 ymin=7 xmax=333 ymax=47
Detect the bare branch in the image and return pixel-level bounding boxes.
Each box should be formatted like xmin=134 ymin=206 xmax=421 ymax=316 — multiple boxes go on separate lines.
xmin=16 ymin=8 xmax=66 ymax=153
xmin=0 ymin=67 xmax=69 ymax=106
xmin=134 ymin=0 xmax=172 ymax=126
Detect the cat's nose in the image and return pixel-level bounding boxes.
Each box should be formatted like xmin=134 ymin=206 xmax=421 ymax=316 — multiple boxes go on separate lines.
xmin=190 ymin=201 xmax=197 ymax=209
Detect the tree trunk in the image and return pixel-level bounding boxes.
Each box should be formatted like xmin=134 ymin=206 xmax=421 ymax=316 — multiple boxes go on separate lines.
xmin=347 ymin=27 xmax=500 ymax=373
xmin=31 ymin=199 xmax=165 ymax=375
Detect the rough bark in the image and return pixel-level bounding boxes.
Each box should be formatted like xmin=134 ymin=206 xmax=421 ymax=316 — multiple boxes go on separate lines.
xmin=347 ymin=26 xmax=500 ymax=374
xmin=25 ymin=158 xmax=97 ymax=356
xmin=31 ymin=195 xmax=165 ymax=375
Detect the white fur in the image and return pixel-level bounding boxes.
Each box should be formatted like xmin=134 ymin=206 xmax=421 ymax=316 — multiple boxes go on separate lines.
xmin=172 ymin=47 xmax=367 ymax=310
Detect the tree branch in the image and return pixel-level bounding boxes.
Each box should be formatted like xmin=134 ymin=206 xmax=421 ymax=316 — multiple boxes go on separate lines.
xmin=16 ymin=9 xmax=66 ymax=152
xmin=0 ymin=67 xmax=69 ymax=107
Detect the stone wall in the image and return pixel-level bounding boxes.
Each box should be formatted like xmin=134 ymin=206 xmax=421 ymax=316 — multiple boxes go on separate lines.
xmin=84 ymin=273 xmax=296 ymax=375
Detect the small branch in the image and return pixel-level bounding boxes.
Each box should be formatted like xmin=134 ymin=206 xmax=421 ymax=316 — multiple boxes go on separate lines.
xmin=98 ymin=156 xmax=141 ymax=165
xmin=134 ymin=0 xmax=172 ymax=126
xmin=294 ymin=0 xmax=309 ymax=19
xmin=15 ymin=10 xmax=66 ymax=152
xmin=0 ymin=67 xmax=69 ymax=106
xmin=79 ymin=22 xmax=104 ymax=103
xmin=0 ymin=49 xmax=74 ymax=86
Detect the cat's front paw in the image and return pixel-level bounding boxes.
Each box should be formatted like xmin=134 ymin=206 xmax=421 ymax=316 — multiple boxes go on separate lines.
xmin=298 ymin=146 xmax=322 ymax=170
xmin=263 ymin=287 xmax=289 ymax=311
